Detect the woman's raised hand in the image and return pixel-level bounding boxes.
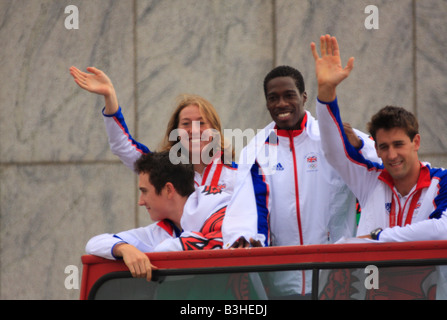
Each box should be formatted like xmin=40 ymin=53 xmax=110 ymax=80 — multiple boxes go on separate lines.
xmin=69 ymin=66 xmax=119 ymax=115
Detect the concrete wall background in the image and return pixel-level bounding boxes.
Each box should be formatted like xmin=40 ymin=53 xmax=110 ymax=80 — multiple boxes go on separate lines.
xmin=1 ymin=0 xmax=446 ymax=299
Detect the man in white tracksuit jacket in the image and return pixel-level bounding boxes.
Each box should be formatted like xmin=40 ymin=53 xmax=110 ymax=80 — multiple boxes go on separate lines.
xmin=86 ymin=185 xmax=230 ymax=257
xmin=312 ymin=34 xmax=447 ymax=299
xmin=86 ymin=151 xmax=231 ymax=280
xmin=222 ymin=65 xmax=380 ymax=298
xmin=311 ymin=34 xmax=447 ymax=242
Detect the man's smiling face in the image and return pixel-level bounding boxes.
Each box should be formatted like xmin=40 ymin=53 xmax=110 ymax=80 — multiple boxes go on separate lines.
xmin=265 ymin=76 xmax=307 ymax=130
xmin=375 ymin=127 xmax=421 ymax=183
xmin=137 ymin=172 xmax=169 ymax=222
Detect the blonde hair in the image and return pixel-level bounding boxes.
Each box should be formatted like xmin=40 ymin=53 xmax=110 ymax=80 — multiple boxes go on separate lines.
xmin=159 ymin=94 xmax=235 ymax=164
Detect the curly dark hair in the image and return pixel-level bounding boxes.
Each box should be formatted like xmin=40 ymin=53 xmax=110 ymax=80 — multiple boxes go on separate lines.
xmin=263 ymin=65 xmax=306 ymax=96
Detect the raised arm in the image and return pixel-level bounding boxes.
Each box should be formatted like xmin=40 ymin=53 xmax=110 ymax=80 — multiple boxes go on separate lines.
xmin=310 ymin=34 xmax=354 ymax=102
xmin=70 ymin=66 xmax=150 ymax=169
xmin=69 ymin=66 xmax=119 ymax=115
xmin=312 ymin=35 xmax=382 ymax=205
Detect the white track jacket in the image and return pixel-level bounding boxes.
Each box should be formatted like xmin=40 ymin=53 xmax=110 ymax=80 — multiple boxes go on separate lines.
xmin=316 ymin=98 xmax=447 ymax=241
xmin=222 ymin=111 xmax=379 ymax=296
xmin=85 ymin=185 xmax=232 ymax=259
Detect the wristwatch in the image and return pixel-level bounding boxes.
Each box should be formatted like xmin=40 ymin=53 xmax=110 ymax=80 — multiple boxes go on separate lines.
xmin=370 ymin=227 xmax=383 ymax=240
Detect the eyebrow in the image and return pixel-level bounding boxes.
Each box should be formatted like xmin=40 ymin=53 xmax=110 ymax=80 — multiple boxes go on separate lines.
xmin=179 ymin=116 xmax=204 ymax=121
xmin=267 ymin=89 xmax=297 ymax=96
xmin=378 ymin=140 xmax=406 ymax=148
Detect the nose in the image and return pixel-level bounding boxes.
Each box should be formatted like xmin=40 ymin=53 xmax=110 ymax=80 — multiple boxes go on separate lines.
xmin=276 ymin=96 xmax=288 ymax=108
xmin=388 ymin=146 xmax=398 ymax=160
xmin=185 ymin=121 xmax=202 ymax=139
xmin=192 ymin=121 xmax=201 ymax=137
xmin=138 ymin=194 xmax=145 ymax=206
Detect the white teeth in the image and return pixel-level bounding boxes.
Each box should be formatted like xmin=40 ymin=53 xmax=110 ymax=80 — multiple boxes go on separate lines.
xmin=277 ymin=112 xmax=290 ymax=119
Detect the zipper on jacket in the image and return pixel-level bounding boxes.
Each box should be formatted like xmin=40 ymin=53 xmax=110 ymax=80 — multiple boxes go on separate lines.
xmin=288 ymin=132 xmax=306 ymax=296
xmin=288 ymin=134 xmax=303 ymax=245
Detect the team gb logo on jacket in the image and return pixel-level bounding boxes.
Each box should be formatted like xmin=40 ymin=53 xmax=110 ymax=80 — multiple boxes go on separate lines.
xmin=305 ymin=153 xmax=318 ymax=172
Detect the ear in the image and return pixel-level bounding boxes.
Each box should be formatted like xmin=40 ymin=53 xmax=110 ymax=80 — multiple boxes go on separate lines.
xmin=163 ymin=182 xmax=176 ymax=199
xmin=413 ymin=133 xmax=421 ymax=151
xmin=302 ymin=91 xmax=308 ymax=103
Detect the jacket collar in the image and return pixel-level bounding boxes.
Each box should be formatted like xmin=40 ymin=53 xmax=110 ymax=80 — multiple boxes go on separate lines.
xmin=378 ymin=162 xmax=431 ymax=191
xmin=275 ymin=112 xmax=308 ymax=138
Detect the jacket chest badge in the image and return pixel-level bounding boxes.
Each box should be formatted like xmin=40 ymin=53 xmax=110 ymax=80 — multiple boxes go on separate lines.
xmin=305 ymin=153 xmax=318 ymax=172
xmin=385 ymin=202 xmax=392 ymax=214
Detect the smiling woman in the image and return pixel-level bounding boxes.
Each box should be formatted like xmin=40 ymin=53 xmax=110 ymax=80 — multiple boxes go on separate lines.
xmin=69 ymin=66 xmax=237 ymax=193
xmin=159 ymin=94 xmax=234 ymax=174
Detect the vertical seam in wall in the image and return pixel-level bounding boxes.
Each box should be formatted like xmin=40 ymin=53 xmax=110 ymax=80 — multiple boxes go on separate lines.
xmin=412 ymin=0 xmax=418 ymax=118
xmin=133 ymin=0 xmax=139 ymax=228
xmin=272 ymin=0 xmax=277 ymax=67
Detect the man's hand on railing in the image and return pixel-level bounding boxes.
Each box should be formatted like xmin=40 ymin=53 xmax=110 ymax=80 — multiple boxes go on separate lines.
xmin=113 ymin=243 xmax=158 ymax=281
xmin=230 ymin=237 xmax=263 ymax=249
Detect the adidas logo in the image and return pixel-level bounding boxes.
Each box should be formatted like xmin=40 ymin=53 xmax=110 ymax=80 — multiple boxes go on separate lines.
xmin=274 ymin=163 xmax=284 ymax=171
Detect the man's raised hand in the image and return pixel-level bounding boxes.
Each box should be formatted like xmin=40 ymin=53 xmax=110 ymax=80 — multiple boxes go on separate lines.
xmin=310 ymin=34 xmax=354 ymax=102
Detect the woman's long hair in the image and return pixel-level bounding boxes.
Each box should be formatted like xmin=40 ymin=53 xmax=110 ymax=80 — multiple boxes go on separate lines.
xmin=159 ymin=94 xmax=235 ymax=165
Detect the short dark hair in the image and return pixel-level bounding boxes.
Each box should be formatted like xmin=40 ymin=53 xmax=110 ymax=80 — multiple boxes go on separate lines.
xmin=134 ymin=151 xmax=195 ymax=197
xmin=367 ymin=106 xmax=419 ymax=142
xmin=263 ymin=65 xmax=306 ymax=96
